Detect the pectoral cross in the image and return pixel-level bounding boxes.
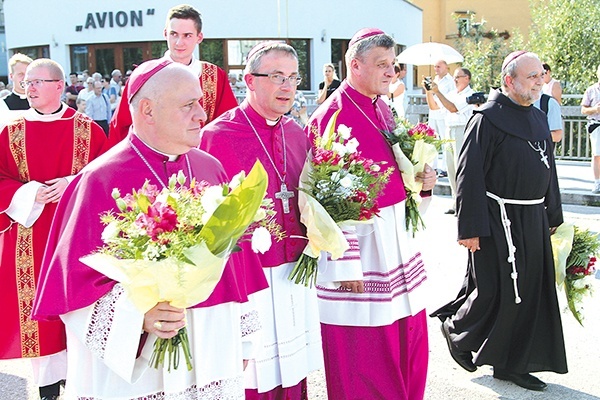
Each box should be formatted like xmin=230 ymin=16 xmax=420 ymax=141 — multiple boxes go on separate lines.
xmin=539 ymin=151 xmax=550 ymax=169
xmin=275 ymin=183 xmax=294 ymax=214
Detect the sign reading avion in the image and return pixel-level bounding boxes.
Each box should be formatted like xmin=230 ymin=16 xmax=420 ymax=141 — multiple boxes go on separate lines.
xmin=76 ymin=9 xmax=157 ymax=31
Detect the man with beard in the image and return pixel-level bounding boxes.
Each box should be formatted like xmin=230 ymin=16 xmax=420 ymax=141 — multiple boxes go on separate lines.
xmin=431 ymin=51 xmax=567 ymax=392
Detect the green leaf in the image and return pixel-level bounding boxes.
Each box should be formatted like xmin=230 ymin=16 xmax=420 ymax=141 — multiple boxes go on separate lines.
xmin=199 ymin=160 xmax=269 ymax=255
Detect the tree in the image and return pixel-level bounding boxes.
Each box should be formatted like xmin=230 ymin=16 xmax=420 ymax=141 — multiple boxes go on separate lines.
xmin=453 ymin=16 xmax=524 ymax=93
xmin=529 ymin=0 xmax=600 ymax=95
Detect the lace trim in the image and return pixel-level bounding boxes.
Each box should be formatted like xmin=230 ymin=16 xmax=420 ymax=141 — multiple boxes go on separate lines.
xmin=85 ymin=284 xmax=124 ymax=359
xmin=240 ymin=309 xmax=261 ymax=337
xmin=77 ymin=375 xmax=244 ymax=399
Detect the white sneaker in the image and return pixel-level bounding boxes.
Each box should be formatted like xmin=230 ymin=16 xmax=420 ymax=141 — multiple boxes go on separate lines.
xmin=593 ymin=183 xmax=600 ymax=194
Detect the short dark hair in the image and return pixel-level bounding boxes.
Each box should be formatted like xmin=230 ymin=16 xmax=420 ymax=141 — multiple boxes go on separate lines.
xmin=542 ymin=63 xmax=551 ymax=72
xmin=394 ymin=63 xmax=406 ymax=74
xmin=70 ymin=72 xmax=77 ymax=77
xmin=166 ymin=4 xmax=202 ymax=33
xmin=459 ymin=67 xmax=471 ymax=80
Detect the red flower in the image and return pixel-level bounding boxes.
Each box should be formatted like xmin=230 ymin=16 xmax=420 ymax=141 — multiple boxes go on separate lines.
xmin=359 ymin=203 xmax=380 ymax=220
xmin=314 ymin=148 xmax=341 ymax=166
xmin=352 ymin=191 xmax=368 ymax=203
xmin=135 ymin=202 xmax=179 ymax=241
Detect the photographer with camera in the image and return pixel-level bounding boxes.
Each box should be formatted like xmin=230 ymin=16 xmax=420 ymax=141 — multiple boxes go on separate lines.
xmin=423 ymin=67 xmax=475 ymax=214
xmin=424 ymin=60 xmax=456 ymax=178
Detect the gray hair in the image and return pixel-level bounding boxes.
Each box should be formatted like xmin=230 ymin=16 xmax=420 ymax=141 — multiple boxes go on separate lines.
xmin=244 ymin=42 xmax=298 ymax=76
xmin=501 ymin=52 xmax=541 ymax=90
xmin=345 ymin=34 xmax=395 ymax=66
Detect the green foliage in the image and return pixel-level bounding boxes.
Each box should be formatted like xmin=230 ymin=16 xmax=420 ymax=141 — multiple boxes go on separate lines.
xmin=528 ymin=0 xmax=600 ymax=94
xmin=453 ymin=15 xmax=520 ymax=93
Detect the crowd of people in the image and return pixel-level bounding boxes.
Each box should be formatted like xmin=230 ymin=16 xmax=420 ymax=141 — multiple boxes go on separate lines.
xmin=0 ymin=2 xmax=597 ymax=400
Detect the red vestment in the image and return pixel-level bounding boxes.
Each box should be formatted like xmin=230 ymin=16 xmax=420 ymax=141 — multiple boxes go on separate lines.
xmin=0 ymin=105 xmax=107 ymax=359
xmin=107 ymin=59 xmax=237 ymax=149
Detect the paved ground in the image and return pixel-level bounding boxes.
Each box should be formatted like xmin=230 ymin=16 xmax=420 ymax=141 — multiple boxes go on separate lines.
xmin=308 ymin=196 xmax=600 ymax=400
xmin=1 ymin=171 xmax=598 ymax=399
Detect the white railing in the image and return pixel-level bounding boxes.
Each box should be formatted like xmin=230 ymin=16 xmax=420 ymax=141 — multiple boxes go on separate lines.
xmin=406 ymin=93 xmax=592 ymax=161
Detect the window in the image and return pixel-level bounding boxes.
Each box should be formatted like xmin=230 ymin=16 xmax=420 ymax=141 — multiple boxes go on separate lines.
xmin=201 ymin=39 xmax=311 ymax=91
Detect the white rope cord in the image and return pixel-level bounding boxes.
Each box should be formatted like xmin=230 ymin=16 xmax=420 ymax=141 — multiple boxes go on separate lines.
xmin=485 ymin=191 xmax=545 ymax=304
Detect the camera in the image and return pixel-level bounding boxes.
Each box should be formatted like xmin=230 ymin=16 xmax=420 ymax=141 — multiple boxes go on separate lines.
xmin=466 ymin=92 xmax=486 ymax=105
xmin=423 ymin=76 xmax=433 ymax=91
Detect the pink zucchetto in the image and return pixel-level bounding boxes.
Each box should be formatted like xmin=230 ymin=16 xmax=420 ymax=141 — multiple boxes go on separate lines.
xmin=246 ymin=40 xmax=286 ymax=63
xmin=349 ymin=28 xmax=385 ymax=47
xmin=127 ymin=58 xmax=173 ymax=102
xmin=501 ymin=50 xmax=528 ymax=72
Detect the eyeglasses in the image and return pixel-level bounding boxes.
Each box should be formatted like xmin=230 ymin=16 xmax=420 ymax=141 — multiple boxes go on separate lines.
xmin=251 ymin=73 xmax=302 ymax=86
xmin=77 ymin=80 xmax=84 ymax=83
xmin=20 ymin=79 xmax=60 ymax=89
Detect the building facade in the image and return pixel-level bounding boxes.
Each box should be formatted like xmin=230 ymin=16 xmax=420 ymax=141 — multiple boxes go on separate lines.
xmin=3 ymin=0 xmax=422 ymax=93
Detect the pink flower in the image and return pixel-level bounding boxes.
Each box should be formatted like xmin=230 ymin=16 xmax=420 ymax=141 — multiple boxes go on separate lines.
xmin=135 ymin=202 xmax=179 ymax=241
xmin=122 ymin=193 xmax=137 ymax=210
xmin=409 ymin=122 xmax=436 ymax=137
xmin=138 ymin=184 xmax=160 ymax=204
xmin=191 ymin=180 xmax=211 ymax=196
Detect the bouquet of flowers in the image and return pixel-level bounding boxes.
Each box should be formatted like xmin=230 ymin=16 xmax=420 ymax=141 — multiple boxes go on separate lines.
xmin=551 ymin=223 xmax=599 ymax=326
xmin=381 ymin=118 xmax=446 ymax=236
xmin=289 ymin=110 xmax=393 ymax=287
xmin=80 ymin=161 xmax=282 ymax=371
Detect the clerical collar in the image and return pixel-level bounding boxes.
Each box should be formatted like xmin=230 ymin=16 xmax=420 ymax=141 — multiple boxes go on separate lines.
xmin=34 ymin=103 xmax=64 ymax=115
xmin=266 ymin=117 xmax=280 ymax=126
xmin=133 ymin=134 xmax=180 ymax=161
xmin=346 ymin=81 xmax=379 ymax=103
xmin=11 ymin=90 xmax=27 ymax=100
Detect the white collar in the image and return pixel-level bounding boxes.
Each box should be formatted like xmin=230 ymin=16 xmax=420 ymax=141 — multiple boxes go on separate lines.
xmin=164 ymin=50 xmax=202 ymax=77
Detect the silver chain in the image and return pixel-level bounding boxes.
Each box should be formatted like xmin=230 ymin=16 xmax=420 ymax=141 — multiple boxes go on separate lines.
xmin=129 ymin=138 xmax=192 ymax=189
xmin=240 ymin=108 xmax=287 ymax=183
xmin=343 ymin=91 xmax=387 ymax=132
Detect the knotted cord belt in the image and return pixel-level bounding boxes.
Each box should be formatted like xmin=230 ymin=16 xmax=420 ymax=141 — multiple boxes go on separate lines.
xmin=485 ymin=191 xmax=545 ymax=304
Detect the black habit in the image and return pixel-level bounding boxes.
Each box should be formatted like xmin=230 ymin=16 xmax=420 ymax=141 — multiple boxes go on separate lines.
xmin=431 ymin=89 xmax=568 ymax=374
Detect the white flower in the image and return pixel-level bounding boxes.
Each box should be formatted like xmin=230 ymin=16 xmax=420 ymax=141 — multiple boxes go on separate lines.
xmin=156 ymin=191 xmax=179 ymax=204
xmin=331 ymin=141 xmax=347 ymax=156
xmin=345 ymin=137 xmax=359 ymax=153
xmin=229 ymin=171 xmax=246 ymax=191
xmin=253 ymin=207 xmax=267 ymax=222
xmin=143 ymin=243 xmax=162 ymax=260
xmin=111 ymin=188 xmax=121 ymax=200
xmin=370 ymin=164 xmax=381 ymax=172
xmin=251 ymin=227 xmax=272 ymax=254
xmin=339 ymin=175 xmax=354 ymax=188
xmin=200 ymin=186 xmax=226 ymax=224
xmin=101 ymin=221 xmax=120 ymax=243
xmin=338 ymin=124 xmax=352 ymax=139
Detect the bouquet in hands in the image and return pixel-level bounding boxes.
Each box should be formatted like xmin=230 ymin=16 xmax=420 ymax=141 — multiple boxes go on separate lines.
xmin=381 ymin=118 xmax=445 ymax=236
xmin=81 ymin=161 xmax=282 ymax=371
xmin=289 ymin=110 xmax=393 ymax=287
xmin=551 ymin=224 xmax=599 ymax=325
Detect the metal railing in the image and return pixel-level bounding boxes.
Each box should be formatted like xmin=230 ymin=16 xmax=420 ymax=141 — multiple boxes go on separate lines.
xmin=405 ymin=93 xmax=592 ymax=161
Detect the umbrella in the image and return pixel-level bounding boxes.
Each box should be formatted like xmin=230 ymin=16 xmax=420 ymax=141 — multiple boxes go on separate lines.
xmin=396 ymin=42 xmax=464 ymax=65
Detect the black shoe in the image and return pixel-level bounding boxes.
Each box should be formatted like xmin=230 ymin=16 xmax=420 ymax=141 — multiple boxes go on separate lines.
xmin=444 ymin=208 xmax=456 ymax=215
xmin=493 ymin=368 xmax=547 ymax=391
xmin=440 ymin=323 xmax=477 ymax=372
